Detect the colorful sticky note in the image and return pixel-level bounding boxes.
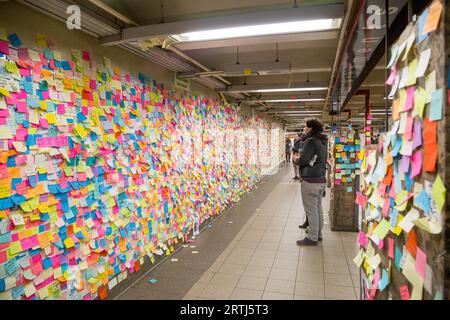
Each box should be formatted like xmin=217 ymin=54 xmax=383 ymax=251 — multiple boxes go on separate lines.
xmin=429 ymin=89 xmax=444 ymax=121
xmin=423 ymin=0 xmax=443 ymax=34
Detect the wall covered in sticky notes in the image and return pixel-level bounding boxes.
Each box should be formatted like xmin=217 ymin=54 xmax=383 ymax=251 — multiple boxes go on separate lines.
xmin=0 ymin=5 xmax=283 ymax=300
xmin=355 ymin=0 xmax=448 ymax=300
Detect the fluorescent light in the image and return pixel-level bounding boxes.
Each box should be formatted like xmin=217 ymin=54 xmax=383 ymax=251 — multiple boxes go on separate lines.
xmin=265 ymin=98 xmax=325 ymax=103
xmin=253 ymin=87 xmax=328 ymax=93
xmin=172 ymin=18 xmax=341 ymax=42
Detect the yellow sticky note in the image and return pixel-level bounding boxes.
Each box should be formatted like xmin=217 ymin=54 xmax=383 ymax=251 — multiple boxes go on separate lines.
xmin=0 ymin=87 xmax=10 ymax=97
xmin=63 ymin=237 xmax=75 ymax=249
xmin=12 ymin=141 xmax=27 ymax=153
xmin=0 ymin=178 xmax=11 ymax=198
xmin=35 ymin=34 xmax=47 ymax=47
xmin=5 ymin=61 xmax=19 ymax=75
xmin=46 ymin=113 xmax=57 ymax=124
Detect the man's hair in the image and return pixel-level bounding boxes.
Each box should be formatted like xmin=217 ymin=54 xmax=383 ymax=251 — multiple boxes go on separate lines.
xmin=305 ymin=119 xmax=324 ymax=133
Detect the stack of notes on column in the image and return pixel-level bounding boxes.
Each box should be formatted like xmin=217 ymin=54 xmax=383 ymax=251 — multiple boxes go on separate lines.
xmin=354 ymin=0 xmax=446 ymax=301
xmin=333 ymin=127 xmax=361 ymax=193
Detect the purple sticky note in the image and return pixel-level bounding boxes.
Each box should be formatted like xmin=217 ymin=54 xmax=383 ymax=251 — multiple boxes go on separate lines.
xmin=412 ymin=119 xmax=423 ymax=149
xmin=399 ymin=155 xmax=410 ymax=173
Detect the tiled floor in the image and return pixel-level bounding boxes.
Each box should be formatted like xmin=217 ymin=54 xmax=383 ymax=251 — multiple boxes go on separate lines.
xmin=115 ymin=164 xmax=360 ymax=300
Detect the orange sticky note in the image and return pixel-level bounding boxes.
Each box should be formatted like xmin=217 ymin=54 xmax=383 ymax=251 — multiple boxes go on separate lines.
xmin=392 ymin=98 xmax=400 ymax=121
xmin=405 ymin=229 xmax=417 ymax=258
xmin=423 ymin=0 xmax=443 ymax=34
xmin=423 ymin=118 xmax=437 ymax=172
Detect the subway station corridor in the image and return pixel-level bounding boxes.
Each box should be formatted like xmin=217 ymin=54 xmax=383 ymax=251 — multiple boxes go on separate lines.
xmin=113 ymin=165 xmax=359 ymax=300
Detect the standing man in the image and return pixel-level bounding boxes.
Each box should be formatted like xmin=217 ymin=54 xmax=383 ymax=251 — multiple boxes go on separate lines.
xmin=291 ymin=132 xmax=303 ymax=180
xmin=294 ymin=119 xmax=327 ymax=246
xmin=285 ymin=137 xmax=292 ymax=163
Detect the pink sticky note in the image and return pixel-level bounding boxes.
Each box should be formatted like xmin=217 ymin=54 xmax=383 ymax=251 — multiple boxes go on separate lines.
xmin=16 ymin=101 xmax=28 ymax=113
xmin=82 ymin=51 xmax=90 ymax=61
xmin=0 ymin=118 xmax=7 ymax=125
xmin=16 ymin=155 xmax=27 ymax=165
xmin=382 ymin=197 xmax=390 ymax=218
xmin=0 ymin=40 xmax=9 ymax=55
xmin=415 ymin=247 xmax=426 ymax=279
xmin=41 ymin=91 xmax=50 ymax=100
xmin=16 ymin=129 xmax=28 ymax=141
xmin=78 ymin=172 xmax=87 ymax=181
xmin=410 ymin=149 xmax=423 ymax=178
xmin=0 ymin=109 xmax=9 ymax=117
xmin=378 ymin=239 xmax=384 ymax=250
xmin=19 ymin=68 xmax=31 ymax=77
xmin=400 ymin=285 xmax=410 ymax=300
xmin=39 ymin=118 xmax=49 ymax=129
xmin=404 ymin=87 xmax=415 ymax=111
xmin=404 ymin=116 xmax=414 ymax=140
xmin=5 ymin=95 xmax=16 ymax=105
xmin=16 ymin=181 xmax=27 ymax=195
xmin=357 ymin=231 xmax=368 ymax=247
xmin=57 ymin=104 xmax=66 ymax=114
xmin=385 ymin=66 xmax=397 ymax=85
xmin=388 ymin=238 xmax=394 ymax=259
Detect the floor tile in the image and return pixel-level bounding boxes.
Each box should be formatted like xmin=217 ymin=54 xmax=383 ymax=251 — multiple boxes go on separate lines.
xmin=237 ymin=276 xmax=268 ymax=291
xmin=325 ymin=285 xmax=357 ymax=300
xmin=230 ymin=288 xmax=263 ymax=300
xmin=261 ymin=291 xmax=293 ymax=300
xmin=217 ymin=263 xmax=247 ymax=276
xmin=269 ymin=267 xmax=297 ymax=281
xmin=198 ymin=285 xmax=234 ymax=300
xmin=296 ymin=271 xmax=324 ymax=284
xmin=265 ymin=278 xmax=295 ymax=294
xmin=209 ymin=272 xmax=241 ymax=288
xmin=324 ymin=273 xmax=353 ymax=287
xmin=294 ymin=281 xmax=325 ymax=298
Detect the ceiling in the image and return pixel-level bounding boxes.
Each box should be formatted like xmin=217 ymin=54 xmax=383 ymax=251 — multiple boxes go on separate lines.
xmin=19 ymin=0 xmax=390 ymax=132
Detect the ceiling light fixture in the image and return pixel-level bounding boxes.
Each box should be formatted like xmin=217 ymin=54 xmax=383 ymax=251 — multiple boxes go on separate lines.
xmin=253 ymin=87 xmax=328 ymax=93
xmin=264 ymin=98 xmax=326 ymax=103
xmin=172 ymin=18 xmax=342 ymax=42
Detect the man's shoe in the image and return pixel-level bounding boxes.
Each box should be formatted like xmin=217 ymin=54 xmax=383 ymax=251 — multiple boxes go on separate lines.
xmin=296 ymin=238 xmax=318 ymax=246
xmin=299 ymin=222 xmax=309 ymax=229
xmin=318 ymin=237 xmax=322 ymax=241
xmin=292 ymin=176 xmax=299 ymax=180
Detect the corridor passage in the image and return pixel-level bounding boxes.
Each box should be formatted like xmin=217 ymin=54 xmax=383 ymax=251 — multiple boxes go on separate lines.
xmin=113 ymin=165 xmax=360 ymax=300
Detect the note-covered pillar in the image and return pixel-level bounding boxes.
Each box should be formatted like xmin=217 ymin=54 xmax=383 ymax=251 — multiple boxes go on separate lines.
xmin=329 ymin=126 xmax=361 ymax=232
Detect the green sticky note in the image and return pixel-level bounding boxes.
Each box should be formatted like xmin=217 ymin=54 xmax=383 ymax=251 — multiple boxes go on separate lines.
xmin=373 ymin=218 xmax=391 ymax=240
xmin=431 ymin=175 xmax=446 ymax=213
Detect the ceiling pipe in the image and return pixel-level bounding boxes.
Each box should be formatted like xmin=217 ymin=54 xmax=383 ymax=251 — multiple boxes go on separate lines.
xmin=88 ymin=0 xmax=139 ymax=25
xmin=89 ymin=0 xmax=235 ymax=92
xmin=323 ymin=0 xmax=362 ymax=113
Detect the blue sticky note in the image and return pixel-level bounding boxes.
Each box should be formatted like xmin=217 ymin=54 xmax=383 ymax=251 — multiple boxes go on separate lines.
xmin=44 ymin=48 xmax=54 ymax=60
xmin=414 ymin=190 xmax=431 ymax=214
xmin=347 ymin=187 xmax=353 ymax=193
xmin=0 ymin=232 xmax=11 ymax=244
xmin=148 ymin=279 xmax=158 ymax=284
xmin=429 ymin=89 xmax=444 ymax=121
xmin=418 ymin=8 xmax=430 ymax=44
xmin=12 ymin=285 xmax=24 ymax=299
xmin=8 ymin=33 xmax=22 ymax=47
xmin=0 ymin=278 xmax=5 ymax=292
xmin=378 ymin=269 xmax=389 ymax=291
xmin=5 ymin=259 xmax=18 ymax=275
xmin=395 ymin=246 xmax=402 ymax=271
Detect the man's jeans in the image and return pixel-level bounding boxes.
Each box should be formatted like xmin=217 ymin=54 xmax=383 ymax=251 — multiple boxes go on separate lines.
xmin=301 ymin=181 xmax=326 ymax=241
